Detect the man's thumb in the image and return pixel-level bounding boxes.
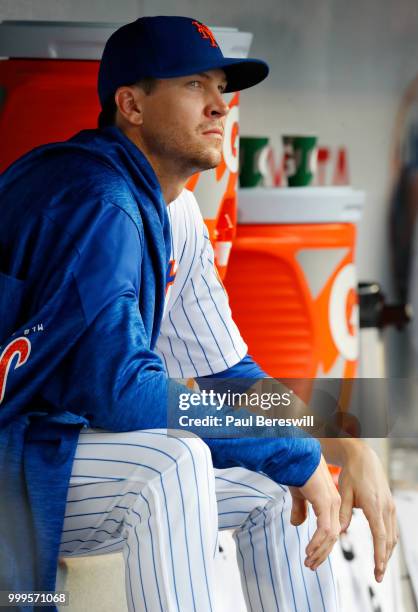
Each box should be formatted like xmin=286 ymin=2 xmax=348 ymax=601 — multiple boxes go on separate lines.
xmin=291 ymin=497 xmax=308 ymax=526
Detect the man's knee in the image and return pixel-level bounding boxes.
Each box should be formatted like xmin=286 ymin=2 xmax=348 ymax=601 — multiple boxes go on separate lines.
xmin=166 ymin=433 xmax=213 ymax=471
xmin=126 ymin=430 xmax=213 ymax=476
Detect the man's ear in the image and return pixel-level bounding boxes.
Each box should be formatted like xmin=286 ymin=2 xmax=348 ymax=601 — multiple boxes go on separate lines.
xmin=114 ymin=86 xmax=143 ymax=126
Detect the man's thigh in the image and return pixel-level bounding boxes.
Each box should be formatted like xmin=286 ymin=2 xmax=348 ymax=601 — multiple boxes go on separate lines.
xmin=60 ymin=428 xmax=215 ymax=557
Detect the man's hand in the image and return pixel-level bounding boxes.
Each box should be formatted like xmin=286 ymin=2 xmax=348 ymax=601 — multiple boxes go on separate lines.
xmin=335 ymin=440 xmax=398 ymax=583
xmin=289 ymin=454 xmax=341 ymax=571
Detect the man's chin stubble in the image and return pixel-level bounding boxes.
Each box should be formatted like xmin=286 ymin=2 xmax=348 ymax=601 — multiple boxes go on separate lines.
xmin=190 ymin=149 xmax=222 ymax=172
xmin=170 ymin=143 xmax=222 ymax=176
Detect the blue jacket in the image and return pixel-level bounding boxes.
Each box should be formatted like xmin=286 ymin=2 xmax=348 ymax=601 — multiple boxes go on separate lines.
xmin=0 ymin=127 xmax=320 ymax=609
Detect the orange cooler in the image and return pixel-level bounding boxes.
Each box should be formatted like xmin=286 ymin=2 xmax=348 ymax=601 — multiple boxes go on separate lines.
xmin=224 ymin=187 xmax=365 ymax=379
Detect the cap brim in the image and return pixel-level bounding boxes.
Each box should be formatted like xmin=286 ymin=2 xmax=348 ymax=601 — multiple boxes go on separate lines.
xmin=151 ymin=57 xmax=269 ymax=93
xmin=217 ymin=58 xmax=269 ymax=92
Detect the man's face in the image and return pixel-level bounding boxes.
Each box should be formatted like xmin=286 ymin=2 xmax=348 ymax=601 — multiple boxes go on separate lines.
xmin=135 ymin=68 xmax=229 ymax=175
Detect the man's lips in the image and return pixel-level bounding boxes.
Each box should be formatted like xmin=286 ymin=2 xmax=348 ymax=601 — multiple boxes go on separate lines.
xmin=202 ymin=128 xmax=224 ymax=137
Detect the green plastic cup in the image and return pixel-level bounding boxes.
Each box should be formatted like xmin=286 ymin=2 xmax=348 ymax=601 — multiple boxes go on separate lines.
xmin=282 ymin=135 xmax=318 ymax=187
xmin=239 ymin=136 xmax=270 ymax=187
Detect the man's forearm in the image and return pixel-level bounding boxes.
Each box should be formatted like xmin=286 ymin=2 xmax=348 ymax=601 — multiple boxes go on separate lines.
xmin=319 ymin=437 xmax=368 ymax=466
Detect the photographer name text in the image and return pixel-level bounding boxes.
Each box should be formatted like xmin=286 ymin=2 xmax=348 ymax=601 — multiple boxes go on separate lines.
xmin=177 ymin=415 xmax=315 ymax=428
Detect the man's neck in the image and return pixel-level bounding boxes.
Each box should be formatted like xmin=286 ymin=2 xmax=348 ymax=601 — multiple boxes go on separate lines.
xmin=120 ymin=126 xmax=187 ymax=205
xmin=145 ymin=154 xmax=186 ymax=205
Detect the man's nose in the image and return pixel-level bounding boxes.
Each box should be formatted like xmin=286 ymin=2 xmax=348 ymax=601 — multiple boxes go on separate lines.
xmin=206 ymin=91 xmax=229 ymax=118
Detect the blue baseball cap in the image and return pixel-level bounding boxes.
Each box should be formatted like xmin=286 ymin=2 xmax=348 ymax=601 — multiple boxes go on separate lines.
xmin=98 ymin=16 xmax=269 ymax=106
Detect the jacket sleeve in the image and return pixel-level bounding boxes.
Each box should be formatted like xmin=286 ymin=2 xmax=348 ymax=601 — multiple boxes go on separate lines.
xmin=196 ymin=354 xmax=321 ymax=486
xmin=38 ymin=202 xmax=169 ymax=431
xmin=206 ymin=436 xmax=320 ymax=488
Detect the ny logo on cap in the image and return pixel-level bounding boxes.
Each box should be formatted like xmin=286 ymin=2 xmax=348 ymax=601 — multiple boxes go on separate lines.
xmin=192 ymin=21 xmax=218 ymax=48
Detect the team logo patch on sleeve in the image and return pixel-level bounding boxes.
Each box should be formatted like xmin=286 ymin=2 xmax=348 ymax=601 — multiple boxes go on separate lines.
xmin=0 ymin=337 xmax=31 ymax=404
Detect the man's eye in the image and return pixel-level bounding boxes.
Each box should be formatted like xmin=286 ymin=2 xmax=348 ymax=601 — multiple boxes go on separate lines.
xmin=189 ymin=80 xmax=202 ymax=88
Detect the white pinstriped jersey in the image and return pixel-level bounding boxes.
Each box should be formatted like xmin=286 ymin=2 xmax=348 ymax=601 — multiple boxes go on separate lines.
xmin=155 ymin=189 xmax=247 ymax=377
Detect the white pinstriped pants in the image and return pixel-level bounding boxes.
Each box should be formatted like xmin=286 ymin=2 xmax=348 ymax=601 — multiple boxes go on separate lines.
xmin=59 ymin=429 xmax=339 ymax=612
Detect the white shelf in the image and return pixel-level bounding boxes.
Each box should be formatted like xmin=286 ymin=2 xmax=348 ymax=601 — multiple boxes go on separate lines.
xmin=238 ymin=187 xmax=365 ymax=224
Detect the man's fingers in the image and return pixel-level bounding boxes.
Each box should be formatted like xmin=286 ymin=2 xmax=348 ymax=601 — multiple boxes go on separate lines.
xmin=305 ymin=507 xmax=335 ymax=558
xmin=305 ymin=519 xmax=338 ymax=569
xmin=299 ymin=455 xmax=341 ymax=565
xmin=392 ymin=508 xmax=399 ymax=559
xmin=364 ymin=499 xmax=399 ymax=582
xmin=306 ymin=496 xmax=340 ymax=569
xmin=382 ymin=503 xmax=394 ymax=568
xmin=305 ymin=502 xmax=329 ymax=558
xmin=339 ymin=488 xmax=354 ymax=532
xmin=305 ymin=533 xmax=337 ymax=570
xmin=386 ymin=503 xmax=398 ymax=563
xmin=364 ymin=506 xmax=387 ymax=582
xmin=305 ymin=488 xmax=341 ymax=558
xmin=305 ymin=523 xmax=327 ymax=561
